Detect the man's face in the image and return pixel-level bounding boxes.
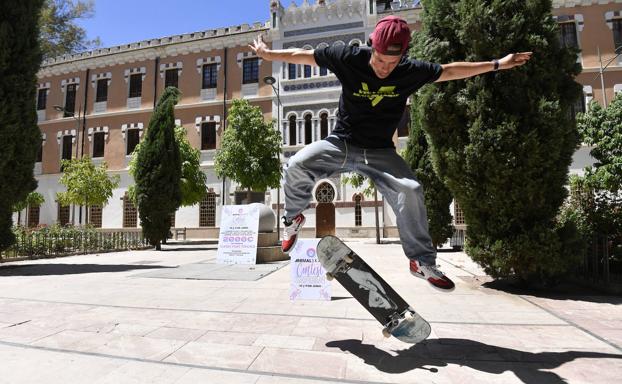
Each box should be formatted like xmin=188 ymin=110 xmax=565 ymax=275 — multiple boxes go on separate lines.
xmin=369 ymin=49 xmax=401 ymax=79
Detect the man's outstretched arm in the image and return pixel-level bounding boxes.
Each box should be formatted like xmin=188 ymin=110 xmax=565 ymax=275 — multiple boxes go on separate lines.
xmin=435 ymin=52 xmax=533 ymax=82
xmin=249 ymin=34 xmax=317 ymax=66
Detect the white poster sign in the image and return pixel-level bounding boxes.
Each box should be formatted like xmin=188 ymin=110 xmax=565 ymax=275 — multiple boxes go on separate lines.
xmin=290 ymin=239 xmax=331 ymax=301
xmin=217 ymin=204 xmax=260 ymax=264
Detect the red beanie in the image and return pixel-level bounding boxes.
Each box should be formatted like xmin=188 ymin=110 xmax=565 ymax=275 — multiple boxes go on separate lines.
xmin=370 ymin=16 xmax=410 ymax=56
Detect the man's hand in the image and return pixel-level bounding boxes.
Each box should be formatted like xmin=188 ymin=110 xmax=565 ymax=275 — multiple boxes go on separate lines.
xmin=498 ymin=52 xmax=533 ymax=70
xmin=249 ymin=34 xmax=269 ymax=59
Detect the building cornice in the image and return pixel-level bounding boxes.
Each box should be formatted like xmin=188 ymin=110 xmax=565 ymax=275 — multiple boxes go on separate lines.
xmin=552 ymin=0 xmax=622 ymax=9
xmin=39 ymin=22 xmax=269 ymax=78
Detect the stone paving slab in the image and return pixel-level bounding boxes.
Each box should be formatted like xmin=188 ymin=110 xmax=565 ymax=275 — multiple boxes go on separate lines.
xmin=134 ymin=262 xmax=288 ymax=281
xmin=0 ymin=240 xmax=621 ymax=383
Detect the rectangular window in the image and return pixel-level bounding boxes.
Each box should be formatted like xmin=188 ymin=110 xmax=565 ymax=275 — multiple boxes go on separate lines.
xmin=165 ymin=69 xmax=178 ymax=88
xmin=37 ymin=89 xmax=47 ymax=110
xmin=202 ymin=63 xmax=218 ymax=89
xmin=126 ymin=129 xmax=140 ymax=155
xmin=93 ymin=132 xmax=105 ymax=158
xmin=90 ymin=205 xmax=102 ymax=228
xmin=304 ymin=65 xmax=312 ymax=78
xmin=123 ymin=195 xmax=137 ymax=228
xmin=129 ymin=73 xmax=142 ymax=98
xmin=27 ymin=205 xmax=40 ymax=228
xmin=95 ymin=79 xmax=108 ymax=102
xmin=559 ymin=22 xmax=578 ymax=49
xmin=201 ymin=122 xmax=216 ymax=150
xmin=58 ymin=203 xmax=70 ymax=226
xmin=64 ymin=84 xmax=77 ymax=117
xmin=61 ymin=135 xmax=73 ymax=161
xmin=199 ymin=192 xmax=216 ymax=227
xmin=36 ymin=139 xmax=43 ymax=162
xmin=288 ymin=63 xmax=297 ymax=80
xmin=319 ymin=67 xmax=328 ymax=76
xmin=454 ymin=201 xmax=465 ymax=225
xmin=242 ymin=58 xmax=259 ymax=84
xmin=613 ymin=19 xmax=622 ymax=54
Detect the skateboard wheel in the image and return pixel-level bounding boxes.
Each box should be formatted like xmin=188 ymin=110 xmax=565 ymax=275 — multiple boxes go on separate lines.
xmin=343 ymin=253 xmax=354 ymax=263
xmin=382 ymin=327 xmax=391 ymax=338
xmin=326 ymin=272 xmax=334 ymax=281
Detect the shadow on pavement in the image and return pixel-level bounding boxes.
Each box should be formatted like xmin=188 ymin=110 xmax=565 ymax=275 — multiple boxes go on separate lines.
xmin=482 ymin=279 xmax=622 ymax=304
xmin=326 ymin=338 xmax=622 ymax=383
xmin=0 ymin=264 xmax=175 ymax=276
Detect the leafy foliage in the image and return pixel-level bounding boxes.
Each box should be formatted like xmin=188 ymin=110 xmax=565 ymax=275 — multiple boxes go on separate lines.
xmin=134 ymin=87 xmax=182 ymax=249
xmin=12 ymin=191 xmax=45 ymax=213
xmin=214 ymin=99 xmax=282 ymax=194
xmin=403 ymin=98 xmax=454 ymax=249
xmin=129 ymin=126 xmax=206 ymax=207
xmin=39 ymin=0 xmax=101 ymax=60
xmin=414 ymin=0 xmax=583 ymax=283
xmin=56 ymin=157 xmax=120 ymax=224
xmin=0 ymin=0 xmax=44 ymax=250
xmin=576 ymin=97 xmax=622 ymax=192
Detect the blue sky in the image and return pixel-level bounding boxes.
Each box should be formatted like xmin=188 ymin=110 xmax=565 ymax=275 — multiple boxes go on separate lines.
xmin=77 ymin=1 xmax=302 ymax=48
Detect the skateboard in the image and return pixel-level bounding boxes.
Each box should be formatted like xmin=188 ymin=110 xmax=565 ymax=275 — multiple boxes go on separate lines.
xmin=316 ymin=235 xmax=431 ymax=344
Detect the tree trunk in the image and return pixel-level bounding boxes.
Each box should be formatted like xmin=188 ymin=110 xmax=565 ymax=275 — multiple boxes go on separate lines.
xmin=17 ymin=211 xmax=21 ymax=227
xmin=374 ymin=187 xmax=380 ymax=244
xmin=246 ymin=188 xmax=252 ymax=205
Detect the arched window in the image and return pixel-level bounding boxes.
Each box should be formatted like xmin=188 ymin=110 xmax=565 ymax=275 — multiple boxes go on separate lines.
xmin=304 ymin=114 xmax=312 ymax=144
xmin=320 ymin=112 xmax=329 ymax=139
xmin=288 ymin=115 xmax=297 ymax=145
xmin=315 ymin=182 xmax=335 ymax=203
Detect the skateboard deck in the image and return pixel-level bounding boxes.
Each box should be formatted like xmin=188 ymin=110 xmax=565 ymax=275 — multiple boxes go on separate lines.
xmin=316 ymin=235 xmax=431 ymax=344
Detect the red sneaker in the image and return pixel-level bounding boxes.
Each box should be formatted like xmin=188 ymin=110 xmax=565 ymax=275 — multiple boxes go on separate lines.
xmin=410 ymin=259 xmax=455 ymax=291
xmin=281 ymin=214 xmax=305 ymax=253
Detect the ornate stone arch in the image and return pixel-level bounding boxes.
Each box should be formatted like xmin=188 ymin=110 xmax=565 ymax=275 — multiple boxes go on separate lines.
xmin=314 ymin=180 xmax=336 ymax=203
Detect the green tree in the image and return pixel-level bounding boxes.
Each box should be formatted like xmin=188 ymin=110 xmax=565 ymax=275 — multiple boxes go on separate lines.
xmin=0 ymin=0 xmax=44 ymax=250
xmin=414 ymin=0 xmax=583 ymax=283
xmin=577 ymin=98 xmax=622 ymax=192
xmin=573 ymin=97 xmax=622 ymax=248
xmin=215 ymin=99 xmax=282 ymax=202
xmin=39 ymin=0 xmax=101 ymax=60
xmin=12 ymin=191 xmax=45 ymax=227
xmin=56 ymin=157 xmax=120 ymax=225
xmin=403 ymin=98 xmax=454 ymax=249
xmin=134 ymin=87 xmax=182 ymax=250
xmin=128 ymin=125 xmax=207 ymax=207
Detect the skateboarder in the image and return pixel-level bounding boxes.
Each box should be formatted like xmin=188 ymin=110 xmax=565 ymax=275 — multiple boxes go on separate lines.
xmin=250 ymin=16 xmax=532 ymax=291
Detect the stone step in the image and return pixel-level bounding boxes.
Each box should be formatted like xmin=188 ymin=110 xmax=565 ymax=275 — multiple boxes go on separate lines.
xmin=258 ymin=232 xmax=279 ymax=247
xmin=257 ymin=246 xmax=288 ymax=263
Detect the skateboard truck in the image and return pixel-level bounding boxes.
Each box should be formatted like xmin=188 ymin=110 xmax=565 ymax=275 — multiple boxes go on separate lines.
xmin=325 ymin=251 xmax=355 ymax=281
xmin=382 ymin=311 xmax=404 ymax=338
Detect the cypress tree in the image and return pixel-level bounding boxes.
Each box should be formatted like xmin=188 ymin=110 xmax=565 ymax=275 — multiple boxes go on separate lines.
xmin=0 ymin=0 xmax=44 ymax=250
xmin=403 ymin=97 xmax=454 ymax=249
xmin=413 ymin=0 xmax=583 ymax=283
xmin=134 ymin=87 xmax=182 ymax=250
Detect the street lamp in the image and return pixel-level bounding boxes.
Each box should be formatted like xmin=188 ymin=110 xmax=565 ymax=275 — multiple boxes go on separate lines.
xmin=263 ymin=75 xmax=282 ymax=238
xmin=593 ymin=45 xmax=622 ymax=108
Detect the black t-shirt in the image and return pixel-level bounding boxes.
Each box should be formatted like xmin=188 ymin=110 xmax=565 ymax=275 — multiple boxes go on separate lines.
xmin=314 ymin=44 xmax=442 ymax=148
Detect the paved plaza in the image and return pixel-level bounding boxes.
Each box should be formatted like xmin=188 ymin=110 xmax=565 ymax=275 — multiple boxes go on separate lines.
xmin=0 ymin=240 xmax=620 ymax=383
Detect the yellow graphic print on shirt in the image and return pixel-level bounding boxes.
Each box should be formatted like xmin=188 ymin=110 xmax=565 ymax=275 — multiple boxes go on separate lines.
xmin=353 ymin=82 xmax=399 ymax=107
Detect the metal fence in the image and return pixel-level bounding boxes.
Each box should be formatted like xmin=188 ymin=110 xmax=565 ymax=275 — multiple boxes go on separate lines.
xmin=581 ymin=233 xmax=622 ymax=286
xmin=0 ymin=229 xmax=149 ymax=262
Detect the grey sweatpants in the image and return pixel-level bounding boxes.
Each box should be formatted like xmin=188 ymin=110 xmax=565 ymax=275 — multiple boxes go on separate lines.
xmin=283 ymin=135 xmax=437 ymax=265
